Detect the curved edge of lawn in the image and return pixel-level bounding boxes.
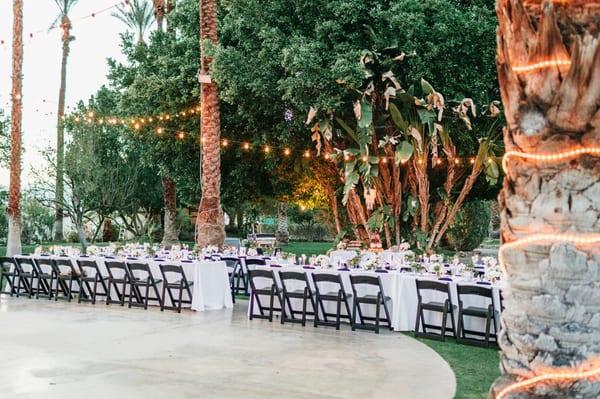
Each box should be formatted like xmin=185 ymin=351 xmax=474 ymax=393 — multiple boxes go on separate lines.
xmin=405 ymin=333 xmax=500 ymax=399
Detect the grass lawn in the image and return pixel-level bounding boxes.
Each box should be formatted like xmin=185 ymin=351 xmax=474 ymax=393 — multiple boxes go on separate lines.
xmin=409 ymin=334 xmax=500 ymax=399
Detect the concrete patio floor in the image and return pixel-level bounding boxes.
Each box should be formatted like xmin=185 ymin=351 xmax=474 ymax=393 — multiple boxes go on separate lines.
xmin=0 ymin=295 xmax=455 ymax=399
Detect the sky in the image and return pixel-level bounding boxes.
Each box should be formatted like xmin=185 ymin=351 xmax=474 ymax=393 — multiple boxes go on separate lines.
xmin=0 ymin=0 xmax=132 ymax=187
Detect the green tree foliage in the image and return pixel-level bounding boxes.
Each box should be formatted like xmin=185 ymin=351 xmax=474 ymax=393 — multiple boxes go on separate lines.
xmin=0 ymin=109 xmax=9 ymax=168
xmin=445 ymin=199 xmax=492 ymax=251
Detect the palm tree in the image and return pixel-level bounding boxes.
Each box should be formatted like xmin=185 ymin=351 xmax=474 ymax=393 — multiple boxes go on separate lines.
xmin=112 ymin=0 xmax=154 ymax=45
xmin=493 ymin=1 xmax=600 ymax=398
xmin=196 ymin=0 xmax=225 ymax=248
xmin=7 ymin=0 xmax=24 ymax=256
xmin=51 ymin=0 xmax=78 ymax=242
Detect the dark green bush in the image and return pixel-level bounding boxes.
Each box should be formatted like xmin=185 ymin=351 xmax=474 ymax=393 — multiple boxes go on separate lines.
xmin=445 ymin=200 xmax=491 ymax=251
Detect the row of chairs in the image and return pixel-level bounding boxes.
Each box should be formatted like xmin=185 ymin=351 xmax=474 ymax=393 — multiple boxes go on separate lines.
xmin=244 ymin=267 xmax=502 ymax=344
xmin=0 ymin=257 xmax=193 ymax=313
xmin=246 ymin=268 xmax=393 ymax=334
xmin=415 ymin=280 xmax=503 ymax=347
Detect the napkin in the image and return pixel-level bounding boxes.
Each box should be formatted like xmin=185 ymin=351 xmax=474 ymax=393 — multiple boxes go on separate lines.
xmin=337 ymin=268 xmax=350 ymax=271
xmin=302 ymin=266 xmax=315 ymax=270
xmin=270 ymin=264 xmax=282 ymax=268
xmin=438 ymin=277 xmax=452 ymax=282
xmin=476 ymin=281 xmax=492 ymax=285
xmin=375 ymin=269 xmax=388 ymax=273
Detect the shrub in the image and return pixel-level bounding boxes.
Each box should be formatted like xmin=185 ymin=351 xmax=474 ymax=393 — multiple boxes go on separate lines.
xmin=445 ymin=200 xmax=491 ymax=251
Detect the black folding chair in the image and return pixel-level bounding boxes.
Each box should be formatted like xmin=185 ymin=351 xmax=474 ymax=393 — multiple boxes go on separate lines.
xmin=105 ymin=261 xmax=132 ymax=306
xmin=126 ymin=263 xmax=162 ymax=310
xmin=456 ymin=285 xmax=498 ymax=347
xmin=0 ymin=257 xmax=19 ymax=296
xmin=499 ymin=289 xmax=505 ymax=312
xmin=247 ymin=269 xmax=282 ymax=322
xmin=349 ymin=275 xmax=393 ymax=334
xmin=14 ymin=257 xmax=36 ymax=298
xmin=159 ymin=264 xmax=193 ymax=313
xmin=414 ymin=280 xmax=457 ymax=341
xmin=311 ymin=272 xmax=352 ymax=330
xmin=221 ymin=256 xmax=240 ymax=302
xmin=77 ymin=259 xmax=109 ymax=305
xmin=52 ymin=258 xmax=80 ymax=302
xmin=242 ymin=258 xmax=267 ymax=294
xmin=33 ymin=258 xmax=56 ymax=300
xmin=279 ymin=271 xmax=316 ymax=326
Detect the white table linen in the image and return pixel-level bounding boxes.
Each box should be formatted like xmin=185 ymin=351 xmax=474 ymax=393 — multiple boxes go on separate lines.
xmin=14 ymin=255 xmax=232 ymax=312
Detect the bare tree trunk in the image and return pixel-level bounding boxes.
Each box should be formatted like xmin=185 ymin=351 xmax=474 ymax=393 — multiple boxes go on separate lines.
xmin=161 ymin=176 xmax=179 ymax=246
xmin=196 ymin=0 xmax=225 ymax=248
xmin=493 ymin=1 xmax=600 ymax=398
xmin=7 ymin=0 xmax=23 ymax=257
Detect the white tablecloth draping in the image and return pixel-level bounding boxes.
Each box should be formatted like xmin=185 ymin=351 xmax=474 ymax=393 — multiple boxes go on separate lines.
xmin=247 ymin=265 xmax=503 ymax=333
xmin=392 ymin=274 xmax=503 ymax=333
xmin=13 ymin=255 xmax=232 ymax=312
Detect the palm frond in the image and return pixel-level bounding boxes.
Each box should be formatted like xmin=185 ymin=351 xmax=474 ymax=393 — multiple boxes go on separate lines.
xmin=112 ymin=0 xmax=155 ymax=43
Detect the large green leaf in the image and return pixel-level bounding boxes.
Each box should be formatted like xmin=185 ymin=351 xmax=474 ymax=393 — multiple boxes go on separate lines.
xmin=421 ymin=78 xmax=435 ymax=95
xmin=389 ymin=102 xmax=408 ymax=131
xmin=395 ymin=141 xmax=413 ymax=164
xmin=342 ymin=171 xmax=359 ymax=205
xmin=335 ymin=116 xmax=359 ymax=145
xmin=358 ymin=100 xmax=373 ymax=128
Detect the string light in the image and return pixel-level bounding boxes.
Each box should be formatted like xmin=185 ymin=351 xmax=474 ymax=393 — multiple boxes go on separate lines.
xmin=495 ymin=358 xmax=600 ymax=399
xmin=156 ymin=127 xmax=164 ymax=135
xmin=176 ymin=131 xmax=185 ymax=140
xmin=243 ymin=142 xmax=250 ymax=150
xmin=284 ymin=148 xmax=291 ymax=156
xmin=304 ymin=150 xmax=311 ymax=158
xmin=221 ymin=139 xmax=229 ymax=147
xmin=512 ymin=59 xmax=571 ymax=74
xmin=469 ymin=158 xmax=475 ymax=164
xmin=502 ymin=147 xmax=600 ymax=173
xmin=264 ymin=145 xmax=271 ymax=154
xmin=361 ymin=156 xmax=368 ymax=162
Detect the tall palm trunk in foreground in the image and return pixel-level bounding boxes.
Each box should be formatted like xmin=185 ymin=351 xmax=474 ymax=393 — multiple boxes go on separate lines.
xmin=493 ymin=1 xmax=600 ymax=398
xmin=196 ymin=0 xmax=225 ymax=248
xmin=53 ymin=3 xmax=77 ymax=241
xmin=7 ymin=0 xmax=24 ymax=256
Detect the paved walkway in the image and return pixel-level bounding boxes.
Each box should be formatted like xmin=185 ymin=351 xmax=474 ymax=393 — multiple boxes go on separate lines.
xmin=0 ymin=296 xmax=455 ymax=399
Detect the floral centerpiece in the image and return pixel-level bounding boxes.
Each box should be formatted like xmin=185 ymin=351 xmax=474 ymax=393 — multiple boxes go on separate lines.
xmin=315 ymin=254 xmax=330 ymax=268
xmin=34 ymin=245 xmax=44 ymax=255
xmin=485 ymin=265 xmax=503 ymax=282
xmin=247 ymin=248 xmax=258 ymax=256
xmin=481 ymin=256 xmax=498 ymax=268
xmin=86 ymin=245 xmax=100 ymax=256
xmin=336 ymin=241 xmax=347 ymax=250
xmin=411 ymin=262 xmax=426 ymax=274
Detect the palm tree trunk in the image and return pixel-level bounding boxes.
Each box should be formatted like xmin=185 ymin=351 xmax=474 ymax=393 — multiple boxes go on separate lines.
xmin=275 ymin=202 xmax=289 ymax=244
xmin=161 ymin=176 xmax=179 ymax=246
xmin=196 ymin=0 xmax=225 ymax=248
xmin=493 ymin=1 xmax=600 ymax=398
xmin=53 ymin=16 xmax=73 ymax=242
xmin=7 ymin=0 xmax=24 ymax=257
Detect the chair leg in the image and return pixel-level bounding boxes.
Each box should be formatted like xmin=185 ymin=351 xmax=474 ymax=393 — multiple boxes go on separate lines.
xmin=301 ymin=293 xmax=307 ymax=327
xmin=449 ymin=304 xmax=457 ymax=338
xmin=440 ymin=304 xmax=448 ymax=341
xmin=313 ymin=294 xmax=320 ymax=328
xmin=335 ymin=293 xmax=342 ymax=330
xmin=92 ymin=278 xmax=98 ymax=305
xmin=414 ymin=302 xmax=421 ymax=334
xmin=268 ymin=291 xmax=275 ymax=323
xmin=375 ymin=298 xmax=381 ymax=334
xmin=484 ymin=312 xmax=492 ymax=346
xmin=280 ymin=293 xmax=286 ymax=325
xmin=351 ymin=300 xmax=357 ymax=331
xmin=161 ymin=282 xmax=166 ymax=311
xmin=177 ymin=281 xmax=183 ymax=313
xmin=128 ymin=284 xmax=133 ymax=308
xmin=249 ymin=292 xmax=255 ymax=320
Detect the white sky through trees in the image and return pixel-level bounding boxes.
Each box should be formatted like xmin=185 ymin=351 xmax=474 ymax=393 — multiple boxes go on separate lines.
xmin=0 ymin=0 xmax=134 ymax=187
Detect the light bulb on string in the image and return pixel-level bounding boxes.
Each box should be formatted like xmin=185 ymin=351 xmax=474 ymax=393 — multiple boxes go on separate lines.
xmin=243 ymin=142 xmax=250 ymax=150
xmin=221 ymin=139 xmax=229 ymax=147
xmin=304 ymin=150 xmax=311 ymax=158
xmin=264 ymin=145 xmax=271 ymax=154
xmin=284 ymin=148 xmax=291 ymax=156
xmin=177 ymin=131 xmax=185 ymax=140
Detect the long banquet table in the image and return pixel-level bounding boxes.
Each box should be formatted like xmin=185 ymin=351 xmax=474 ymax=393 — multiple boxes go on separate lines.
xmin=14 ymin=255 xmax=233 ymax=312
xmin=248 ymin=264 xmax=503 ymax=332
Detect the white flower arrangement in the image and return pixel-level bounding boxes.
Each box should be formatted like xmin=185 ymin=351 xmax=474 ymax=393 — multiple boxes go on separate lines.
xmin=481 ymin=256 xmax=498 ymax=268
xmin=315 ymin=254 xmax=330 ymax=268
xmin=362 ymin=256 xmax=379 ymax=270
xmin=336 ymin=241 xmax=347 ymax=250
xmin=247 ymin=248 xmax=258 ymax=257
xmin=471 ymin=254 xmax=480 ymax=264
xmin=202 ymin=245 xmax=219 ymax=255
xmin=34 ymin=245 xmax=44 ymax=255
xmin=485 ymin=266 xmax=503 ymax=282
xmin=86 ymin=245 xmax=100 ymax=256
xmin=398 ymin=241 xmax=411 ymax=252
